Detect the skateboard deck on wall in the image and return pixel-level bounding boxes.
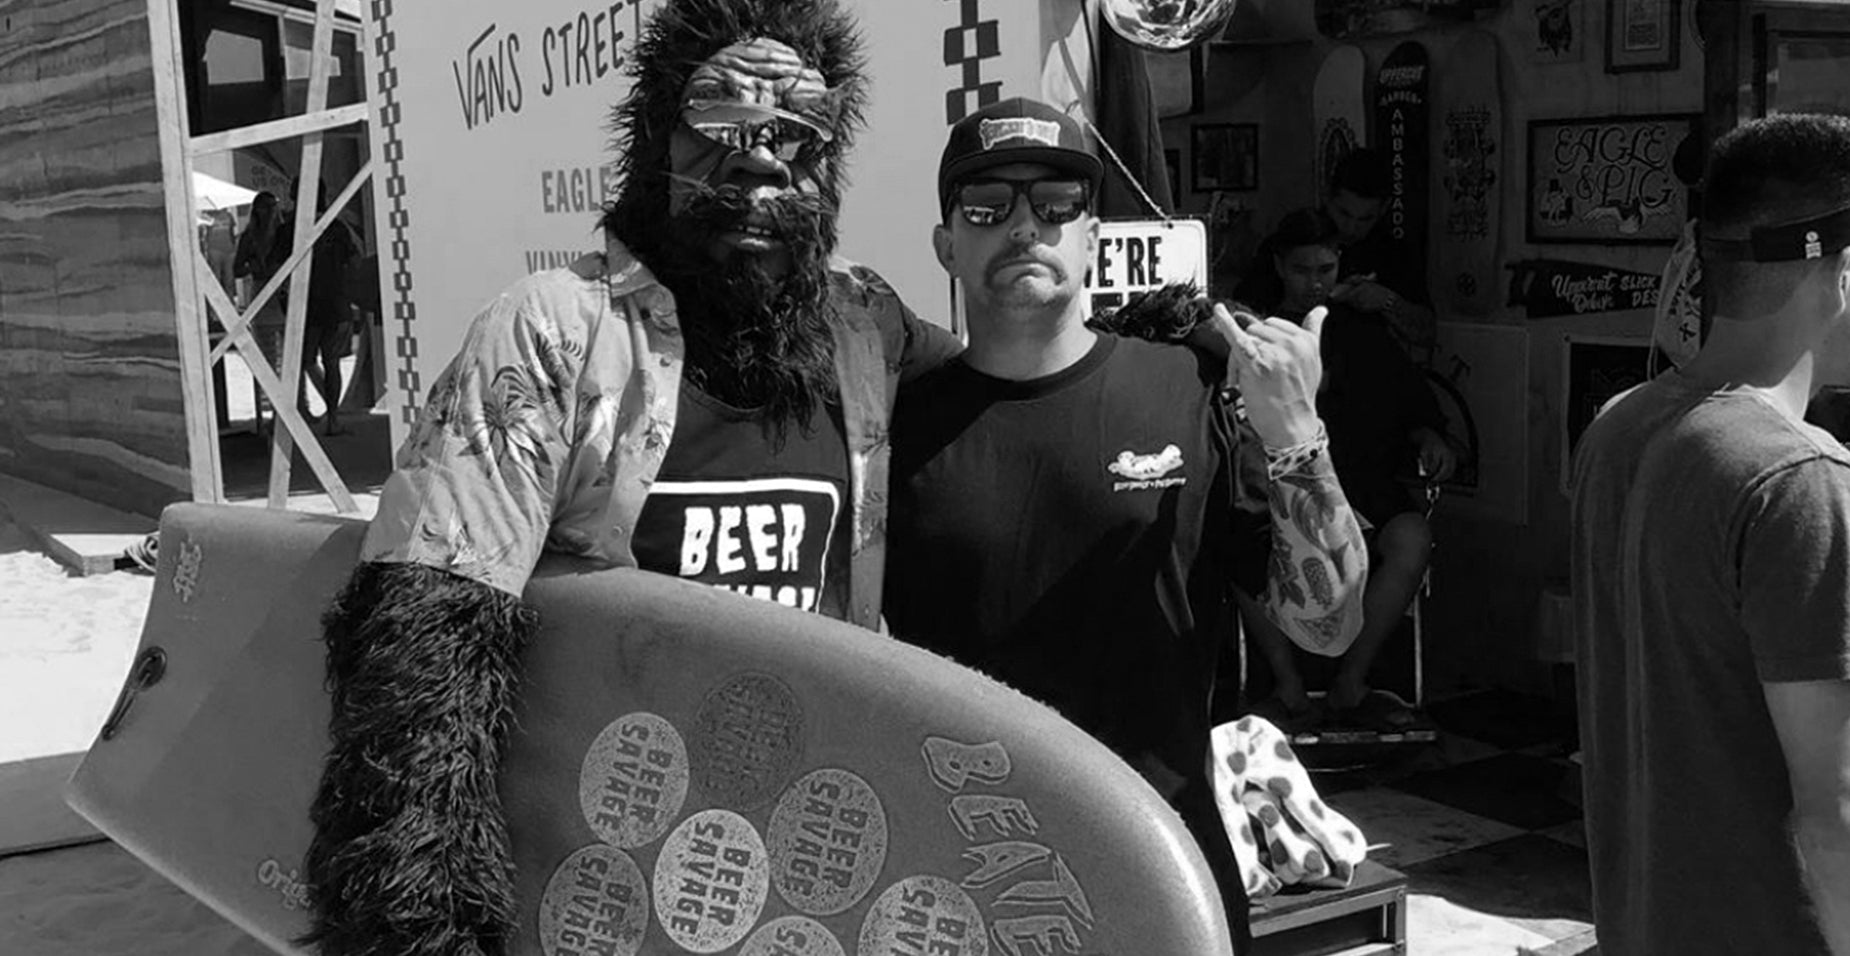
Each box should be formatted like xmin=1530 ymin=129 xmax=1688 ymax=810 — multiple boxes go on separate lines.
xmin=1373 ymin=40 xmax=1432 ymax=301
xmin=66 ymin=504 xmax=1233 ymax=956
xmin=1432 ymin=29 xmax=1505 ymax=316
xmin=1312 ymin=45 xmax=1369 ymax=200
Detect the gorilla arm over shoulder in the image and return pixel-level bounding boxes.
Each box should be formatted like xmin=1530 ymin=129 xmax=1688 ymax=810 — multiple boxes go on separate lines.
xmin=1092 ymin=283 xmax=1368 ymax=656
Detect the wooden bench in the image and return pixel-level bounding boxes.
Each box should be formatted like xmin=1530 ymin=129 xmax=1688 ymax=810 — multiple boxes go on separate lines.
xmin=1249 ymin=860 xmax=1409 ymax=956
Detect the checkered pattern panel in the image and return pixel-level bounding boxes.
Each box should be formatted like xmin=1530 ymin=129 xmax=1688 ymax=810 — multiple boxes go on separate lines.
xmin=943 ymin=0 xmax=1002 ymax=124
xmin=373 ymin=0 xmax=423 ymax=425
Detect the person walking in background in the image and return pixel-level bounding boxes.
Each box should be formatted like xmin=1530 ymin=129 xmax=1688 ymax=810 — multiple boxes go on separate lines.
xmin=302 ymin=200 xmax=360 ymax=435
xmin=232 ymin=190 xmax=289 ymax=375
xmin=1571 ymin=112 xmax=1850 ymax=955
xmin=200 ymin=207 xmax=237 ymax=296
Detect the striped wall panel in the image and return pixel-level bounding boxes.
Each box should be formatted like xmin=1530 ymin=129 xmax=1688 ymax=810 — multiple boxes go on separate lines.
xmin=0 ymin=0 xmax=190 ymax=518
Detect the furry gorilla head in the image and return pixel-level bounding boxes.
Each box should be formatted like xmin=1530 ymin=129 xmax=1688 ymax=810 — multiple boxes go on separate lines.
xmin=601 ymin=0 xmax=868 ymax=434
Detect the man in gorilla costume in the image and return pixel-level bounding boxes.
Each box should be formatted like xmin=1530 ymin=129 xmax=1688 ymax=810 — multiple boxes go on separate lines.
xmin=300 ymin=1 xmax=958 ymax=952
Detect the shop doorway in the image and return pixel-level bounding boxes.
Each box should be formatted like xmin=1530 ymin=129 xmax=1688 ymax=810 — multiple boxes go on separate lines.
xmin=150 ymin=0 xmax=389 ymax=514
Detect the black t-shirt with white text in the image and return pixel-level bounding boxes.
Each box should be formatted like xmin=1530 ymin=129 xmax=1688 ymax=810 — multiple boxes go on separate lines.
xmin=887 ymin=334 xmax=1267 ymax=779
xmin=632 ymin=384 xmax=851 ymax=620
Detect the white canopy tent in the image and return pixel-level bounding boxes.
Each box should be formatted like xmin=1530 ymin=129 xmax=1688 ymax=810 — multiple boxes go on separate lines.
xmin=190 ymin=170 xmax=257 ymax=210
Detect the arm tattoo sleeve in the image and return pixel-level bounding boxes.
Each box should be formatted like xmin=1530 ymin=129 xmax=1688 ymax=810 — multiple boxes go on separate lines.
xmin=1262 ymin=456 xmax=1367 ymax=654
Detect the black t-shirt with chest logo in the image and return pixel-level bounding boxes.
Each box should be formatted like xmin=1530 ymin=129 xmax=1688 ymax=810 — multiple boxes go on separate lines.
xmin=887 ymin=334 xmax=1267 ymax=779
xmin=632 ymin=384 xmax=852 ymax=620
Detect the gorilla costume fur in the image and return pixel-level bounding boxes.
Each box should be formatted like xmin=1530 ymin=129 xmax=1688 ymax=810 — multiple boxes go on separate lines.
xmin=298 ymin=3 xmax=924 ymax=954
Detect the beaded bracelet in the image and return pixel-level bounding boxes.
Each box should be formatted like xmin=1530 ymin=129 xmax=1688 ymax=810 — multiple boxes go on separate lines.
xmin=1263 ymin=425 xmax=1331 ymax=483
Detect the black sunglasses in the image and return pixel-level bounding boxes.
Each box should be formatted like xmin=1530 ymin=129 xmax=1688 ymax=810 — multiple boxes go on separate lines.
xmin=683 ymin=109 xmax=827 ymax=163
xmin=953 ymin=178 xmax=1092 ymax=227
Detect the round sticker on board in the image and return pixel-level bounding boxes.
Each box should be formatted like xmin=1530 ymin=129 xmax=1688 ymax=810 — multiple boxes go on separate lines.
xmin=740 ymin=915 xmax=846 ymax=956
xmin=579 ymin=712 xmax=690 ymax=849
xmin=537 ymin=844 xmax=650 ymax=956
xmin=691 ymin=672 xmax=806 ymax=810
xmin=768 ymin=768 xmax=889 ymax=915
xmin=653 ymin=808 xmax=772 ymax=953
xmin=857 ymin=875 xmax=988 ymax=956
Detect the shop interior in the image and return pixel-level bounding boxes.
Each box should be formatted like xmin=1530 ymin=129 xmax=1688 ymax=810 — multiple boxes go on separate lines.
xmin=1109 ymin=1 xmax=1850 ymax=951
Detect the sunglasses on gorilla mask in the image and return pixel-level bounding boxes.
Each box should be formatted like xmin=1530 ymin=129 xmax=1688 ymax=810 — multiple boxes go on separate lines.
xmin=954 ymin=178 xmax=1091 ymax=227
xmin=682 ymin=100 xmax=830 ymax=163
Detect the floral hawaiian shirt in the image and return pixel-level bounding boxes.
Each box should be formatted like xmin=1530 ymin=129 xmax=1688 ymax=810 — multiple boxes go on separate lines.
xmin=361 ymin=235 xmax=960 ymax=631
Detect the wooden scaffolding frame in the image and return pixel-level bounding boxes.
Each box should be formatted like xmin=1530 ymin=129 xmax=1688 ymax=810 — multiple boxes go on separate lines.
xmin=147 ymin=0 xmax=373 ymax=512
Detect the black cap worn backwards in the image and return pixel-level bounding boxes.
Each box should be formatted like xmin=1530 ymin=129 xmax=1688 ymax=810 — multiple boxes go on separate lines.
xmin=937 ymin=97 xmax=1105 ymax=212
xmin=1700 ymin=202 xmax=1850 ymax=263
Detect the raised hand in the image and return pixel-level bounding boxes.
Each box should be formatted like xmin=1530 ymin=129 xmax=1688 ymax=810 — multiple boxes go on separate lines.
xmin=1220 ymin=302 xmax=1327 ymax=449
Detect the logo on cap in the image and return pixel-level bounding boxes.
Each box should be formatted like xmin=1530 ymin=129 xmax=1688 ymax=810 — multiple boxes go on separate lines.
xmin=979 ymin=117 xmax=1061 ymax=152
xmin=1806 ymin=230 xmax=1824 ymax=260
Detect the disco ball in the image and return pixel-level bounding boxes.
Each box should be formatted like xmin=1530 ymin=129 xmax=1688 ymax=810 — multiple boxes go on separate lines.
xmin=1099 ymin=0 xmax=1241 ymax=51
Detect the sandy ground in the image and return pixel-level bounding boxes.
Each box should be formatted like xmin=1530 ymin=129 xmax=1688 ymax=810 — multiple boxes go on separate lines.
xmin=0 ymin=522 xmax=150 ymax=766
xmin=0 ymin=514 xmax=269 ymax=955
xmin=0 ymin=842 xmax=266 ymax=956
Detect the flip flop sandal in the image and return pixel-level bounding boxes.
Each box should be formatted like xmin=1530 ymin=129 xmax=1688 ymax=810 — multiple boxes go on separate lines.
xmin=123 ymin=531 xmax=159 ymax=574
xmin=1341 ymin=689 xmax=1422 ymax=734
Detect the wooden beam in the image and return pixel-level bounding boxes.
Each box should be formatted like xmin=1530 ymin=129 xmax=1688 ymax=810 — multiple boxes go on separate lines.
xmin=199 ymin=279 xmax=358 ymax=513
xmin=205 ymin=163 xmax=374 ymax=366
xmin=185 ymin=103 xmax=369 ymax=157
xmin=147 ymin=0 xmax=224 ymax=504
xmin=269 ymin=0 xmax=344 ymax=508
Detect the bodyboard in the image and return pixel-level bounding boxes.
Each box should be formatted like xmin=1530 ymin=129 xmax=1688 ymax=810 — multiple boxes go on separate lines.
xmin=1373 ymin=40 xmax=1432 ymax=298
xmin=1311 ymin=45 xmax=1369 ymax=200
xmin=1431 ymin=29 xmax=1505 ymax=316
xmin=67 ymin=503 xmax=1234 ymax=955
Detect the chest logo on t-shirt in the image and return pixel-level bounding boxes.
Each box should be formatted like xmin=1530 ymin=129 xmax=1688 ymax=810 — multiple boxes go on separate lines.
xmin=1107 ymin=444 xmax=1187 ymax=492
xmin=639 ymin=477 xmax=841 ymax=613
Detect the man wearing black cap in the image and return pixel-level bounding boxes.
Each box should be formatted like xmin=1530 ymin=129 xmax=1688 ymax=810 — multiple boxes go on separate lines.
xmin=885 ymin=96 xmax=1370 ymax=945
xmin=1571 ymin=113 xmax=1850 ymax=956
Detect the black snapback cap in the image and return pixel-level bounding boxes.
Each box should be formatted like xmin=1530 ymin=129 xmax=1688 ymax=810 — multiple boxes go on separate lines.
xmin=937 ymin=97 xmax=1105 ymax=212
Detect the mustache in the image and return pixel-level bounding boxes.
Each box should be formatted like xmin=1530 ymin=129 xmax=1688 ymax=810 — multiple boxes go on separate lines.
xmin=986 ymin=244 xmax=1066 ymax=284
xmin=667 ymin=176 xmax=837 ymax=244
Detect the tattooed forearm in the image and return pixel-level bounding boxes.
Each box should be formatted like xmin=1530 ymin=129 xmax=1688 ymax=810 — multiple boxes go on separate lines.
xmin=1295 ymin=611 xmax=1349 ymax=651
xmin=1262 ymin=457 xmax=1366 ymax=655
xmin=1270 ymin=546 xmax=1306 ymax=609
xmin=1302 ymin=556 xmax=1335 ymax=609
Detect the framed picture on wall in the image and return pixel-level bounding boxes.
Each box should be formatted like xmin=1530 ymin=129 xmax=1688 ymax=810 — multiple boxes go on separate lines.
xmin=1527 ymin=112 xmax=1698 ymax=244
xmin=1191 ymin=123 xmax=1258 ymax=192
xmin=1605 ymin=0 xmax=1680 ymax=73
xmin=1528 ymin=0 xmax=1585 ymax=64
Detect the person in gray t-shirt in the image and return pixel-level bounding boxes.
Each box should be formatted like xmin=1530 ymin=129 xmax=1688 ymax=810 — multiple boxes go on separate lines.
xmin=1571 ymin=113 xmax=1850 ymax=955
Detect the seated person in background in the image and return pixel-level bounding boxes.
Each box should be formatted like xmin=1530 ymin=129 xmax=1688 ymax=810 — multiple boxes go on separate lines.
xmin=1325 ymin=148 xmax=1437 ymax=355
xmin=1236 ymin=207 xmax=1456 ymax=733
